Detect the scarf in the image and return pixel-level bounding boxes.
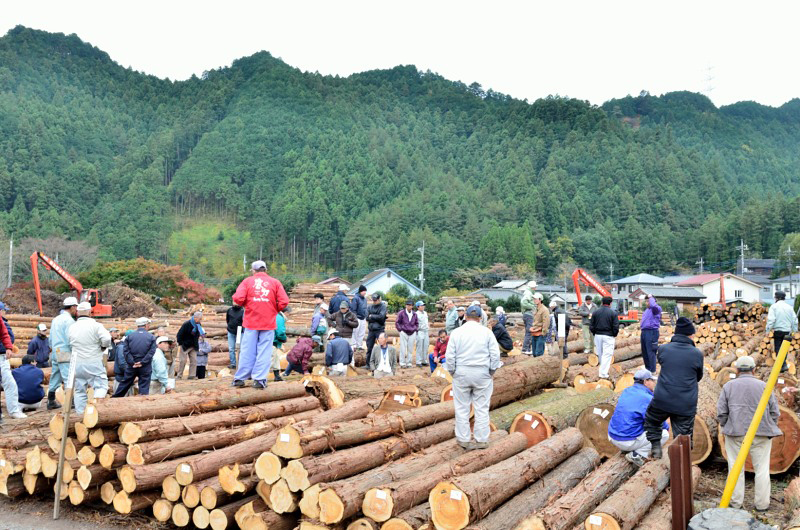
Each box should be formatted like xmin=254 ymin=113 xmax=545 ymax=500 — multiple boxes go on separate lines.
xmin=191 ymin=316 xmax=206 ymax=337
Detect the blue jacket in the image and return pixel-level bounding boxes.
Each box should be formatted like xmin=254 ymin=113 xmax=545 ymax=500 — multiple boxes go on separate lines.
xmin=350 ymin=294 xmax=368 ymax=320
xmin=124 ymin=328 xmax=157 ymax=366
xmin=273 ymin=313 xmax=287 ymax=348
xmin=12 ymin=364 xmax=45 ymax=405
xmin=325 ymin=337 xmax=353 ymax=366
xmin=27 ymin=334 xmax=51 ymax=366
xmin=113 ymin=341 xmax=128 ymax=381
xmin=608 ymin=383 xmax=668 ymax=441
xmin=328 ymin=291 xmax=349 ymax=320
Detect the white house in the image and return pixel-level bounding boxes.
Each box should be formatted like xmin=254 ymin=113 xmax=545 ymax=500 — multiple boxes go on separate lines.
xmin=772 ymin=275 xmax=800 ymax=299
xmin=676 ymin=273 xmax=762 ymax=304
xmin=348 ymin=268 xmax=426 ymax=297
xmin=609 ymin=273 xmax=664 ymax=295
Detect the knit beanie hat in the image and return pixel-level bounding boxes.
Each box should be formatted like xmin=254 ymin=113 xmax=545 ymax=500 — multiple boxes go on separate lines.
xmin=674 ymin=317 xmax=696 ymax=336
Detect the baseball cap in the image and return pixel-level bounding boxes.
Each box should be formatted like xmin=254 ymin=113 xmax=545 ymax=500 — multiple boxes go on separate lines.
xmin=456 ymin=306 xmax=465 ymax=311
xmin=135 ymin=317 xmax=151 ymax=327
xmin=533 ymin=293 xmax=543 ymax=300
xmin=339 ymin=300 xmax=349 ymax=309
xmin=633 ymin=368 xmax=656 ymax=382
xmin=735 ymin=356 xmax=756 ymax=370
xmin=338 ymin=283 xmax=348 ymax=291
xmin=77 ymin=301 xmax=92 ymax=312
xmin=0 ymin=302 xmax=8 ymax=311
xmin=63 ymin=296 xmax=78 ymax=307
xmin=327 ymin=328 xmax=339 ymax=338
xmin=251 ymin=260 xmax=267 ymax=271
xmin=416 ymin=301 xmax=425 ymax=307
xmin=37 ymin=323 xmax=47 ymax=332
xmin=466 ymin=305 xmax=482 ymax=317
xmin=371 ymin=293 xmax=380 ymax=300
xmin=311 ymin=335 xmax=322 ymax=343
xmin=108 ymin=327 xmax=119 ymax=332
xmin=405 ymin=299 xmax=414 ymax=306
xmin=156 ymin=336 xmax=174 ymax=345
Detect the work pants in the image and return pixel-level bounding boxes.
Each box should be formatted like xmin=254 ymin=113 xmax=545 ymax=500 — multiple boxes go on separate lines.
xmin=328 ymin=364 xmax=347 ymax=377
xmin=429 ymin=354 xmax=443 ymax=373
xmin=176 ymin=347 xmax=197 ymax=379
xmin=530 ymin=335 xmax=546 ymax=358
xmin=352 ymin=319 xmax=367 ymax=351
xmin=399 ymin=332 xmax=416 ymax=367
xmin=415 ymin=332 xmax=430 ymax=366
xmin=452 ymin=366 xmax=493 ymax=444
xmin=609 ymin=430 xmax=669 ymax=458
xmin=640 ymin=328 xmax=659 ymax=372
xmin=365 ymin=329 xmax=383 ymax=365
xmin=0 ymin=354 xmax=22 ymax=414
xmin=595 ymin=335 xmax=616 ymax=378
xmin=373 ymin=370 xmax=394 ymax=378
xmin=774 ymin=330 xmax=790 ymax=371
xmin=113 ymin=364 xmax=152 ymax=397
xmin=235 ymin=329 xmax=275 ymax=383
xmin=546 ymin=340 xmax=559 ymax=357
xmin=149 ymin=380 xmax=167 ymax=394
xmin=644 ymin=403 xmax=695 ymax=447
xmin=73 ymin=361 xmax=109 ymax=414
xmin=227 ymin=331 xmax=238 ymax=367
xmin=112 ymin=377 xmax=134 ymax=397
xmin=196 ymin=366 xmax=206 ymax=379
xmin=283 ymin=361 xmax=306 ymax=377
xmin=522 ymin=312 xmax=533 ymax=353
xmin=724 ymin=435 xmax=772 ymax=510
xmin=582 ymin=324 xmax=594 ymax=353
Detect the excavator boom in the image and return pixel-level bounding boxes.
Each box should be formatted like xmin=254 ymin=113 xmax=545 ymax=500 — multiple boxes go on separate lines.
xmin=30 ymin=252 xmax=112 ymax=317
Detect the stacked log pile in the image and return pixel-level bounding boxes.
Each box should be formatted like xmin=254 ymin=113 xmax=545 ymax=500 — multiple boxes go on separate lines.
xmin=695 ymin=320 xmax=764 ymax=353
xmin=693 ymin=302 xmax=767 ymax=324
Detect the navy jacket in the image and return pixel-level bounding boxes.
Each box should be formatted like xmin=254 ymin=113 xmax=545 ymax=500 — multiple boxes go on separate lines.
xmin=12 ymin=364 xmax=45 ymax=404
xmin=325 ymin=337 xmax=353 ymax=366
xmin=176 ymin=320 xmax=201 ymax=350
xmin=367 ymin=302 xmax=388 ymax=332
xmin=226 ymin=306 xmax=244 ymax=334
xmin=113 ymin=341 xmax=128 ymax=381
xmin=328 ymin=291 xmax=349 ymax=321
xmin=124 ymin=329 xmax=157 ymax=366
xmin=27 ymin=334 xmax=51 ymax=366
xmin=350 ymin=294 xmax=368 ymax=320
xmin=651 ymin=334 xmax=704 ymax=416
xmin=491 ymin=322 xmax=514 ymax=351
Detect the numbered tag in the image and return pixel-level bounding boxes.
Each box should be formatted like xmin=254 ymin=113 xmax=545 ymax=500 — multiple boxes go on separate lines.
xmin=303 ymin=380 xmax=309 ymax=387
xmin=729 ymin=374 xmax=736 ymax=379
xmin=523 ymin=414 xmax=532 ymax=421
xmin=579 ymin=378 xmax=586 ymax=384
xmin=449 ymin=390 xmax=454 ymax=397
xmin=531 ymin=420 xmax=540 ymax=429
xmin=376 ymin=490 xmax=387 ymax=500
xmin=280 ymin=433 xmax=290 ymax=442
xmin=779 ymin=378 xmax=785 ymax=384
xmin=589 ymin=515 xmax=602 ymax=526
xmin=181 ymin=464 xmax=190 ymax=473
xmin=439 ymin=372 xmax=447 ymax=379
xmin=397 ymin=395 xmax=406 ymax=404
xmin=593 ymin=408 xmax=602 ymax=416
xmin=601 ymin=409 xmax=610 ymax=419
xmin=86 ymin=405 xmax=94 ymax=415
xmin=0 ymin=459 xmax=5 ymax=468
xmin=450 ymin=490 xmax=462 ymax=501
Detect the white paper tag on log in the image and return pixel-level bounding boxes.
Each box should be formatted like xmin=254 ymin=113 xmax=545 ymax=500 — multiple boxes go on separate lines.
xmin=86 ymin=405 xmax=94 ymax=414
xmin=397 ymin=395 xmax=406 ymax=404
xmin=181 ymin=464 xmax=190 ymax=473
xmin=523 ymin=414 xmax=532 ymax=421
xmin=439 ymin=372 xmax=447 ymax=379
xmin=531 ymin=420 xmax=540 ymax=429
xmin=303 ymin=380 xmax=308 ymax=387
xmin=280 ymin=433 xmax=290 ymax=442
xmin=449 ymin=390 xmax=453 ymax=397
xmin=579 ymin=378 xmax=586 ymax=384
xmin=779 ymin=378 xmax=785 ymax=384
xmin=376 ymin=490 xmax=387 ymax=500
xmin=601 ymin=409 xmax=610 ymax=419
xmin=0 ymin=460 xmax=5 ymax=467
xmin=589 ymin=515 xmax=603 ymax=526
xmin=449 ymin=490 xmax=462 ymax=501
xmin=593 ymin=407 xmax=602 ymax=416
xmin=729 ymin=374 xmax=736 ymax=379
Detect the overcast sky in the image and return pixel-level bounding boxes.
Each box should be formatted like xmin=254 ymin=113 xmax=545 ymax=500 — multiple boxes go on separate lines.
xmin=3 ymin=1 xmax=799 ymax=107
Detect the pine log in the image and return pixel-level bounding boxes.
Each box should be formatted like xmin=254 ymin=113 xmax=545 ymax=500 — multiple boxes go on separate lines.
xmin=515 ymin=453 xmax=637 ymax=530
xmin=99 ymin=443 xmax=128 ymax=470
xmin=566 ymin=358 xmax=645 ymax=385
xmin=0 ymin=428 xmax=48 ymax=450
xmin=718 ymin=405 xmax=800 ymax=473
xmin=100 ymin=480 xmax=119 ymax=504
xmin=488 ymin=388 xmax=576 ymax=431
xmin=636 ymin=465 xmax=701 ymax=530
xmin=692 ymin=375 xmax=722 ymax=464
xmin=172 ymin=502 xmax=191 ymax=527
xmin=126 ymin=408 xmax=318 ymax=466
xmin=584 ymin=458 xmax=670 ymax=530
xmin=68 ymin=481 xmax=102 ymax=505
xmin=88 ymin=427 xmax=118 ymax=448
xmin=77 ymin=463 xmax=114 ymax=490
xmin=163 ymin=475 xmax=182 ymax=501
xmin=193 ymin=505 xmax=211 ymax=529
xmin=316 ymin=432 xmax=504 ymax=523
xmin=77 ymin=445 xmax=96 ymax=466
xmin=428 ymin=428 xmax=584 ymax=530
xmin=346 ymin=519 xmax=379 ymax=530
xmin=153 ymin=498 xmax=173 ymax=522
xmin=84 ymin=383 xmax=309 ymax=427
xmin=0 ymin=473 xmax=25 ymax=497
xmin=282 ymin=417 xmax=459 ymax=493
xmin=240 ymin=509 xmax=299 ymax=530
xmin=184 ymin=463 xmax=256 ymax=508
xmin=219 ymin=462 xmax=259 ymax=495
xmin=112 ymin=490 xmax=159 ymax=514
xmin=118 ymin=395 xmax=321 ymax=444
xmin=171 ymin=398 xmax=372 ymax=487
xmin=208 ymin=494 xmax=261 ymax=530
xmin=575 ymin=401 xmax=619 ymax=458
xmin=234 ymin=498 xmax=269 ymax=527
xmin=381 ymin=502 xmax=433 ymax=530
xmin=464 ymin=447 xmax=601 ymax=530
xmin=23 ymin=472 xmax=49 ymax=495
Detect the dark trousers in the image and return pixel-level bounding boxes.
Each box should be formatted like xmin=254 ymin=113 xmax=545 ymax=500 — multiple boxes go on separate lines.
xmin=112 ymin=364 xmax=152 ymax=397
xmin=774 ymin=330 xmax=790 ymax=371
xmin=522 ymin=312 xmax=533 ymax=352
xmin=283 ymin=361 xmax=305 ymax=376
xmin=365 ymin=329 xmax=383 ymax=365
xmin=640 ymin=328 xmax=659 ymax=372
xmin=196 ymin=366 xmax=206 ymax=379
xmin=644 ymin=403 xmax=695 ymax=446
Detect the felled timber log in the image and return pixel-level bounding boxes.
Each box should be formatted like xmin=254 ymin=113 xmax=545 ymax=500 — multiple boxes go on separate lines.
xmin=636 ymin=465 xmax=701 ymax=530
xmin=692 ymin=375 xmax=723 ymax=464
xmin=112 ymin=489 xmax=159 ymax=514
xmin=381 ymin=502 xmax=433 ymax=530
xmin=575 ymin=400 xmax=619 ymax=458
xmin=487 ymin=388 xmax=576 ymax=431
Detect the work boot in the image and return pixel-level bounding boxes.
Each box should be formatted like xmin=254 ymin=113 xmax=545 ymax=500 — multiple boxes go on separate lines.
xmin=273 ymin=370 xmax=283 ymax=382
xmin=47 ymin=391 xmax=62 ymax=410
xmin=650 ymin=443 xmax=662 ymax=460
xmin=625 ymin=452 xmax=646 ymax=467
xmin=231 ymin=379 xmax=245 ymax=388
xmin=457 ymin=440 xmax=475 ymax=451
xmin=253 ymin=380 xmax=267 ymax=390
xmin=474 ymin=441 xmax=489 ymax=450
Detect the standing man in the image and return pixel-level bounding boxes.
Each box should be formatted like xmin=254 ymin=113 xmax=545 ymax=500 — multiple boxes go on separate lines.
xmin=529 ymin=293 xmax=549 ymax=357
xmin=643 ymin=317 xmax=703 ymax=459
xmin=445 ymin=300 xmax=458 ymax=333
xmin=231 ymin=260 xmax=289 ymax=389
xmin=226 ymin=304 xmax=244 ymax=369
xmin=446 ymin=305 xmax=501 ymax=450
xmin=550 ymin=300 xmax=572 ymax=358
xmin=0 ymin=317 xmax=14 ymax=421
xmin=27 ymin=323 xmax=51 ymax=368
xmin=310 ymin=294 xmax=328 ymax=336
xmin=112 ymin=317 xmax=157 ymax=397
xmin=149 ymin=336 xmax=174 ymax=395
xmin=47 ymin=296 xmax=78 ymax=410
xmin=68 ymin=302 xmax=112 ymax=413
xmin=327 ymin=284 xmax=350 ymax=326
xmin=365 ymin=293 xmax=387 ymax=365
xmin=331 ymin=301 xmax=358 ymax=345
xmin=590 ymin=296 xmax=620 ymax=379
xmin=112 ymin=331 xmax=132 ymax=396
xmin=455 ymin=307 xmax=467 ymax=328
xmin=415 ymin=301 xmax=430 ymax=367
xmin=176 ymin=311 xmax=204 ymax=379
xmin=521 ymin=285 xmax=537 ymax=354
xmin=578 ymin=295 xmax=597 ymax=355
xmin=766 ymin=290 xmax=798 ymax=372
xmin=717 ymin=356 xmax=781 ymax=511
xmin=368 ymin=332 xmax=397 ymax=378
xmin=325 ymin=329 xmax=353 ymax=376
xmin=639 ymin=294 xmax=662 ymax=373
xmin=396 ymin=299 xmax=419 ymax=368
xmin=350 ymin=285 xmax=368 ymax=352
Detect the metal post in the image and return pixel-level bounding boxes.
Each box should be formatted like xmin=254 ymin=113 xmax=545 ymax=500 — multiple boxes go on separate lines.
xmin=669 ymin=435 xmax=693 ymax=530
xmin=696 ymin=257 xmax=704 ymax=273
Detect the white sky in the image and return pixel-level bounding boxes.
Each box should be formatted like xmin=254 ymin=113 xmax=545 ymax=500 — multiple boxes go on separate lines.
xmin=2 ymin=0 xmax=799 ymax=107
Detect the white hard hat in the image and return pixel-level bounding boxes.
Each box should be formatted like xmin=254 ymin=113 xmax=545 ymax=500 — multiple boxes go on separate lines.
xmin=37 ymin=323 xmax=47 ymax=332
xmin=76 ymin=302 xmax=92 ymax=312
xmin=63 ymin=296 xmax=78 ymax=307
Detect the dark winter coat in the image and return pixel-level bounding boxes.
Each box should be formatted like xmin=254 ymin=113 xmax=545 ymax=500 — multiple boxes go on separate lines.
xmin=176 ymin=319 xmax=201 ymax=350
xmin=651 ymin=334 xmax=704 ymax=416
xmin=491 ymin=322 xmax=514 ymax=351
xmin=226 ymin=306 xmax=244 ymax=334
xmin=590 ymin=305 xmax=619 ymax=337
xmin=331 ymin=310 xmax=359 ymax=338
xmin=367 ymin=302 xmax=388 ymax=332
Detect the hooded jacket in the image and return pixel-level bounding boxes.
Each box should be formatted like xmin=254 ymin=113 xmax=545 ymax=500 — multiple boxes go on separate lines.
xmin=287 ymin=337 xmax=315 ymax=373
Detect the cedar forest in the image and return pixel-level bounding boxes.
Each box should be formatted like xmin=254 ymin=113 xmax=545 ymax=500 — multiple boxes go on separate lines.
xmin=2 ymin=26 xmax=800 ymax=296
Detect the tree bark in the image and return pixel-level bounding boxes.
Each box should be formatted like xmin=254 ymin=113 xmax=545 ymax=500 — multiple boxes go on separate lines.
xmin=381 ymin=502 xmax=433 ymax=530
xmin=117 ymin=398 xmax=372 ymax=493
xmin=515 ymin=453 xmax=636 ymax=530
xmin=464 ymin=447 xmax=601 ymax=530
xmin=575 ymin=400 xmax=619 ymax=458
xmin=488 ymin=388 xmax=576 ymax=431
xmin=240 ymin=508 xmax=299 ymax=530
xmin=636 ymin=465 xmax=701 ymax=530
xmin=692 ymin=376 xmax=722 ymax=464
xmin=208 ymin=495 xmax=271 ymax=530
xmin=118 ymin=395 xmax=320 ymax=444
xmin=84 ymin=383 xmax=309 ymax=427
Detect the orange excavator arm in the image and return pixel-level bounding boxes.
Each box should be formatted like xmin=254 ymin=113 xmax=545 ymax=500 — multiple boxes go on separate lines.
xmin=572 ymin=268 xmax=612 ymax=302
xmin=30 ymin=251 xmax=84 ymax=316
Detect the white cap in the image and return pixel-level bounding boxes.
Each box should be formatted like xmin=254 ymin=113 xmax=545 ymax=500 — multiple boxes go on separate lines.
xmin=135 ymin=317 xmax=151 ymax=327
xmin=327 ymin=328 xmax=338 ymax=338
xmin=496 ymin=306 xmax=504 ymax=313
xmin=37 ymin=323 xmax=47 ymax=332
xmin=156 ymin=336 xmax=173 ymax=345
xmin=251 ymin=260 xmax=267 ymax=271
xmin=549 ymin=301 xmax=557 ymax=308
xmin=533 ymin=293 xmax=544 ymax=300
xmin=76 ymin=302 xmax=92 ymax=312
xmin=63 ymin=296 xmax=78 ymax=307
xmin=338 ymin=283 xmax=348 ymax=291
xmin=321 ymin=303 xmax=329 ymax=311
xmin=470 ymin=300 xmax=480 ymax=306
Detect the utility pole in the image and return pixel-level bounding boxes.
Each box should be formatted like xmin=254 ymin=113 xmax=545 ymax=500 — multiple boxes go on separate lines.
xmin=7 ymin=239 xmax=12 ymax=288
xmin=416 ymin=240 xmax=425 ymax=293
xmin=696 ymin=257 xmax=704 ymax=273
xmin=608 ymin=263 xmax=614 ymax=282
xmin=736 ymin=239 xmax=748 ymax=275
xmin=243 ymin=254 xmax=246 ymax=272
xmin=787 ymin=245 xmax=795 ymax=298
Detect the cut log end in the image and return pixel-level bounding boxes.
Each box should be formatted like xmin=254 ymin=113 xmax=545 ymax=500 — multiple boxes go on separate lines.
xmin=193 ymin=505 xmax=211 ymax=529
xmin=270 ymin=426 xmax=303 ymax=459
xmin=270 ymin=478 xmax=298 ymax=514
xmin=202 ymin=485 xmax=220 ymax=510
xmin=429 ymin=482 xmax=470 ymax=530
xmin=509 ymin=411 xmax=552 ymax=448
xmin=126 ymin=444 xmax=144 ymax=466
xmin=74 ymin=422 xmax=89 ymax=443
xmin=77 ymin=446 xmax=96 ymax=467
xmin=99 ymin=444 xmax=115 ymax=469
xmin=68 ymin=480 xmax=85 ymax=505
xmin=299 ymin=483 xmax=322 ymax=519
xmin=83 ymin=404 xmax=99 ymax=428
xmin=22 ymin=472 xmax=39 ymax=495
xmin=282 ymin=459 xmax=310 ymax=492
xmin=112 ymin=490 xmax=133 ymax=514
xmin=77 ymin=465 xmax=92 ymax=490
xmin=441 ymin=384 xmax=454 ymax=402
xmin=614 ymin=374 xmax=634 ymax=393
xmin=25 ymin=445 xmax=42 ymax=475
xmin=152 ymin=498 xmax=173 ymax=522
xmin=88 ymin=428 xmax=106 ymax=448
xmin=175 ymin=461 xmax=194 ymax=486
xmin=362 ymin=487 xmax=393 ymax=522
xmin=381 ymin=519 xmax=415 ymax=530
xmin=691 ymin=416 xmax=713 ymax=465
xmin=576 ymin=403 xmax=619 ymax=459
xmin=584 ymin=512 xmax=622 ymax=529
xmin=515 ymin=515 xmax=546 ymax=530
xmin=100 ymin=481 xmax=116 ymax=504
xmin=119 ymin=422 xmax=142 ymax=445
xmin=183 ymin=484 xmax=201 ymax=508
xmin=208 ymin=508 xmax=229 ymax=530
xmin=163 ymin=474 xmax=182 ymax=502
xmin=49 ymin=413 xmax=64 ymax=439
xmin=318 ymin=487 xmax=346 ymax=524
xmin=219 ymin=463 xmax=245 ymax=495
xmin=255 ymin=451 xmax=282 ymax=484
xmin=117 ymin=465 xmax=137 ymax=493
xmin=347 ymin=519 xmax=378 ymax=530
xmin=172 ymin=502 xmax=191 ymax=527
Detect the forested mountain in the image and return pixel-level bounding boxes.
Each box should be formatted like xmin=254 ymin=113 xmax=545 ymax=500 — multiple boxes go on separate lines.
xmin=1 ymin=26 xmax=799 ymax=292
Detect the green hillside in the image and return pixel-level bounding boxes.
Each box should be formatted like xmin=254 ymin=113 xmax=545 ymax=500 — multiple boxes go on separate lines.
xmin=1 ymin=26 xmax=799 ymax=293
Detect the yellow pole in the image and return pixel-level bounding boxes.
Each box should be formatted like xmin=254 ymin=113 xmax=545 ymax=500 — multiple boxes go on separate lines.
xmin=719 ymin=338 xmax=790 ymax=508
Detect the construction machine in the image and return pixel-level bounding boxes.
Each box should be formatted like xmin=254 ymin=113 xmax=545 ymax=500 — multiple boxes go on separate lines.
xmin=571 ymin=268 xmax=638 ymax=325
xmin=30 ymin=251 xmax=112 ymax=317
